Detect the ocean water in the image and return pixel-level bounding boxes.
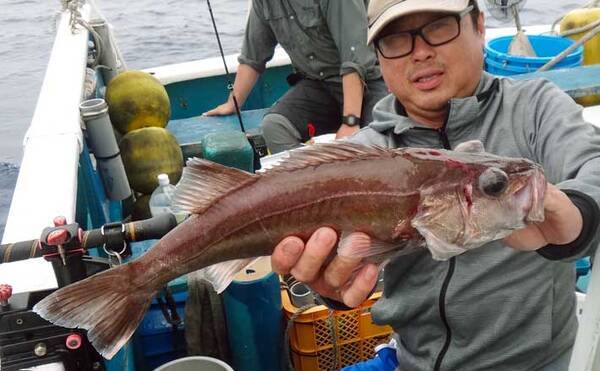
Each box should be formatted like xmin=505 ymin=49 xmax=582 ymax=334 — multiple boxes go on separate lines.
xmin=0 ymin=0 xmax=584 ymax=240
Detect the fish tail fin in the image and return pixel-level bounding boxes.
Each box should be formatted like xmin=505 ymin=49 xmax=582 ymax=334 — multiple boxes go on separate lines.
xmin=33 ymin=263 xmax=155 ymax=359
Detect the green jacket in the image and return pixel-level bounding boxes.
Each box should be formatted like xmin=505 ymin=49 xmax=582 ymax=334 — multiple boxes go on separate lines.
xmin=238 ymin=0 xmax=381 ymax=82
xmin=351 ymin=72 xmax=600 ymax=371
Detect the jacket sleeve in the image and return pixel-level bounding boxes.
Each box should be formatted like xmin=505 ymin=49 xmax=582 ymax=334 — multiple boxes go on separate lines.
xmin=237 ymin=2 xmax=278 ymax=74
xmin=323 ymin=0 xmax=372 ymax=80
xmin=527 ymin=80 xmax=600 ymax=261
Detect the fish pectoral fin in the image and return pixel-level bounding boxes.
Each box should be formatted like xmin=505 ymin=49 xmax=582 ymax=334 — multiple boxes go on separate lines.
xmin=337 ymin=231 xmax=412 ymax=261
xmin=190 ymin=257 xmax=263 ymax=294
xmin=172 ymin=158 xmax=259 ymax=214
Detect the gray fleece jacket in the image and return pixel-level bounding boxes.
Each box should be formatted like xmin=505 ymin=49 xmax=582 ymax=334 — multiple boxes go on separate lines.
xmin=351 ymin=72 xmax=600 ymax=371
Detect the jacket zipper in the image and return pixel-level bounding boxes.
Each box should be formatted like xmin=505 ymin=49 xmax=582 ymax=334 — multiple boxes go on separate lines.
xmin=398 ymin=108 xmax=459 ymax=370
xmin=434 ymin=120 xmax=454 ymax=371
xmin=434 ymin=257 xmax=455 ymax=371
xmin=397 ymin=82 xmax=500 ymax=370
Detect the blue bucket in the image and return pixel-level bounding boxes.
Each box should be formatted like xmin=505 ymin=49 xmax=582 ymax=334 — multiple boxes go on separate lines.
xmin=485 ymin=35 xmax=583 ymax=76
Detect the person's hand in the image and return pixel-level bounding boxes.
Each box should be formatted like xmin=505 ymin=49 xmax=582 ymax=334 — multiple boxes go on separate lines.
xmin=203 ymin=100 xmax=236 ymax=116
xmin=503 ymin=183 xmax=583 ymax=251
xmin=271 ymin=227 xmax=379 ymax=308
xmin=336 ymin=124 xmax=359 ymax=139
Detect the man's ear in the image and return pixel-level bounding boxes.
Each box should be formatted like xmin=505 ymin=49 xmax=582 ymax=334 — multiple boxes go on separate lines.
xmin=477 ymin=12 xmax=485 ymax=38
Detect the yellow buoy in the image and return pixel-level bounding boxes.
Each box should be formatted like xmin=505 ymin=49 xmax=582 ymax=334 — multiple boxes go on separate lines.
xmin=106 ymin=70 xmax=171 ymax=134
xmin=560 ymin=8 xmax=600 ymax=106
xmin=120 ymin=127 xmax=183 ymax=195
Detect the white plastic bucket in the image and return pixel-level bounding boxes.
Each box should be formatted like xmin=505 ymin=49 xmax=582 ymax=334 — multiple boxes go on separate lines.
xmin=153 ymin=356 xmax=234 ymax=371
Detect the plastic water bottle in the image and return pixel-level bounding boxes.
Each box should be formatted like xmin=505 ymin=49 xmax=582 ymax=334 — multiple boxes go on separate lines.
xmin=149 ymin=173 xmax=177 ymax=217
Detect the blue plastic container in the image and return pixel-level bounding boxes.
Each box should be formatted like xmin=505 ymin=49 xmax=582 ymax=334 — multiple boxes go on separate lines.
xmin=133 ymin=290 xmax=188 ymax=371
xmin=222 ymin=271 xmax=283 ymax=371
xmin=576 ymin=257 xmax=591 ymax=279
xmin=485 ymin=35 xmax=583 ymax=76
xmin=128 ymin=241 xmax=188 ymax=371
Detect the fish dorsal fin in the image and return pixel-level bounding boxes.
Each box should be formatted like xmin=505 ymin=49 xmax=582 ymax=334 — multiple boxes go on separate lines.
xmin=172 ymin=158 xmax=258 ymax=214
xmin=267 ymin=142 xmax=392 ymax=174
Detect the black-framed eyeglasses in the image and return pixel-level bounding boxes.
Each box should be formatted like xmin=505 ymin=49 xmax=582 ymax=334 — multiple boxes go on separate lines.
xmin=375 ymin=5 xmax=475 ymax=59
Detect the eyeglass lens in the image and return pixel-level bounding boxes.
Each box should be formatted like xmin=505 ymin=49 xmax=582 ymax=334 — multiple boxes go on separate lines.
xmin=378 ymin=15 xmax=461 ymax=58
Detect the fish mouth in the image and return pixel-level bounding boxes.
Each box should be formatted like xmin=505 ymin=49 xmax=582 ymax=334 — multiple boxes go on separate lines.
xmin=513 ymin=170 xmax=546 ymax=223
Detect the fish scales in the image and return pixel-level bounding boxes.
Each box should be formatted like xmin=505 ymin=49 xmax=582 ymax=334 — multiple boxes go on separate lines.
xmin=131 ymin=153 xmax=424 ymax=289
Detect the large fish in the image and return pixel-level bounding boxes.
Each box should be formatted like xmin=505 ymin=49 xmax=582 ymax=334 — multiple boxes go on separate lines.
xmin=33 ymin=141 xmax=546 ymax=359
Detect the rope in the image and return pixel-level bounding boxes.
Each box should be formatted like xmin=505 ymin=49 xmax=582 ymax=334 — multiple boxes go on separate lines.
xmin=56 ymin=0 xmax=105 ymax=68
xmin=551 ymin=0 xmax=600 ymax=34
xmin=539 ymin=20 xmax=600 ymax=72
xmin=327 ymin=309 xmax=341 ymax=371
xmin=284 ymin=303 xmax=317 ymax=371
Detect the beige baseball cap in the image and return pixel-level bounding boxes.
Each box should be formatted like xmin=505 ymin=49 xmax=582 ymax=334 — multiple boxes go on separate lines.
xmin=367 ymin=0 xmax=470 ymax=44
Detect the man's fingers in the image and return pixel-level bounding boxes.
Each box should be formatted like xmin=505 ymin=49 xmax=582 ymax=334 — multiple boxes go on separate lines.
xmin=271 ymin=236 xmax=304 ymax=274
xmin=503 ymin=225 xmax=546 ymax=251
xmin=291 ymin=227 xmax=338 ymax=282
xmin=340 ymin=263 xmax=378 ymax=308
xmin=323 ymin=254 xmax=363 ymax=289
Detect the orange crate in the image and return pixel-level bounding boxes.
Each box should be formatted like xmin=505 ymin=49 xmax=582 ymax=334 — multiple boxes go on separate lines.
xmin=282 ymin=287 xmax=393 ymax=355
xmin=291 ymin=335 xmax=393 ymax=371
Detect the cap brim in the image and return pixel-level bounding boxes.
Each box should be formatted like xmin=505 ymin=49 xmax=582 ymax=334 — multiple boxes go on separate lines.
xmin=368 ymin=0 xmax=469 ymax=44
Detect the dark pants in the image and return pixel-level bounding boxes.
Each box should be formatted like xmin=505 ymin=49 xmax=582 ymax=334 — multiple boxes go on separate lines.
xmin=262 ymin=76 xmax=388 ymax=153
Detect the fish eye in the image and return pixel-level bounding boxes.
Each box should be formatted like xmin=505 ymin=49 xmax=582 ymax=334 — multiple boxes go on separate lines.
xmin=478 ymin=167 xmax=508 ymax=197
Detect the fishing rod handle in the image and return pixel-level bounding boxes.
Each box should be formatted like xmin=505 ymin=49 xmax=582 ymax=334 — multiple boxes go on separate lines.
xmin=81 ymin=212 xmax=178 ymax=248
xmin=0 ymin=213 xmax=178 ymax=264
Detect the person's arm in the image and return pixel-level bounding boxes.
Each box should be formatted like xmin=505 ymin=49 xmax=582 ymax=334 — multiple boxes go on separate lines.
xmin=203 ymin=1 xmax=277 ymax=116
xmin=503 ymin=81 xmax=600 ymax=260
xmin=203 ymin=64 xmax=260 ymax=116
xmin=336 ymin=72 xmax=364 ymax=138
xmin=324 ymin=0 xmax=372 ymax=136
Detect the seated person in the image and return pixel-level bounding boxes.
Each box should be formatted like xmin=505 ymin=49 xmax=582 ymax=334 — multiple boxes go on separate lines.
xmin=204 ymin=0 xmax=388 ymax=153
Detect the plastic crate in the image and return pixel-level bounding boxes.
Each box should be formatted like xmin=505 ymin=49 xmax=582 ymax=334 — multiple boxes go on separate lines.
xmin=282 ymin=288 xmax=393 ymax=370
xmin=291 ymin=335 xmax=392 ymax=371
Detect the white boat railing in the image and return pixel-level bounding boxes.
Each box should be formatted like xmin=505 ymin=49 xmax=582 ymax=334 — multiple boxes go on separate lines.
xmin=1 ymin=4 xmax=91 ymax=245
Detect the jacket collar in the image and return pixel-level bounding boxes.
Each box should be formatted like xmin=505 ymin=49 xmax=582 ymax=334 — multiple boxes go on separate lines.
xmin=369 ymin=72 xmax=499 ymax=135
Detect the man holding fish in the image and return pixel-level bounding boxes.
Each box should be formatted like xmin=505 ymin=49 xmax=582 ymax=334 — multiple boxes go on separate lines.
xmin=271 ymin=0 xmax=600 ymax=369
xmin=32 ymin=0 xmax=600 ymax=369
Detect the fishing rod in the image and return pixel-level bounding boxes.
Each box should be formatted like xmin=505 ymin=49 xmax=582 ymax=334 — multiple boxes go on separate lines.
xmin=205 ymin=0 xmax=246 ymax=133
xmin=205 ymin=0 xmax=263 ymax=170
xmin=0 ymin=213 xmax=178 ymax=264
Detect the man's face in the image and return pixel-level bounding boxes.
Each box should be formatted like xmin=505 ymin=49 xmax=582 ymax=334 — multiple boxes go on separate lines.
xmin=377 ymin=11 xmax=485 ymax=117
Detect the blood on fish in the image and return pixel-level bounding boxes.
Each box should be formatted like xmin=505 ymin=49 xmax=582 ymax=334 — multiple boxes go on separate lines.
xmin=463 ymin=184 xmax=473 ymax=208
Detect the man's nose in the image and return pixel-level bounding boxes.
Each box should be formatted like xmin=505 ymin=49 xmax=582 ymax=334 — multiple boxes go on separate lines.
xmin=411 ymin=34 xmax=435 ymax=62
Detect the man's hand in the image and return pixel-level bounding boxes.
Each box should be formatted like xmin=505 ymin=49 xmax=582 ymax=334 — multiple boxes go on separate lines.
xmin=503 ymin=183 xmax=583 ymax=251
xmin=271 ymin=227 xmax=379 ymax=308
xmin=203 ymin=100 xmax=236 ymax=117
xmin=336 ymin=124 xmax=360 ymax=139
